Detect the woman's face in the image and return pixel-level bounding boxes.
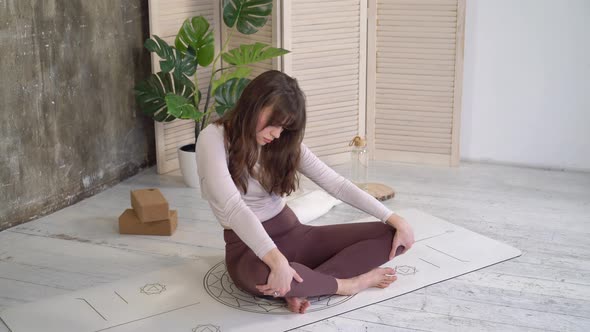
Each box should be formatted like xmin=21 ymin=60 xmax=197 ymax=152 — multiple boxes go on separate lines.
xmin=256 ymin=106 xmax=284 ymax=146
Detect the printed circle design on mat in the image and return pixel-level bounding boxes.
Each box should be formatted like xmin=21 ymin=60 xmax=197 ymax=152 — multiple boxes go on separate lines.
xmin=204 ymin=261 xmax=354 ymax=314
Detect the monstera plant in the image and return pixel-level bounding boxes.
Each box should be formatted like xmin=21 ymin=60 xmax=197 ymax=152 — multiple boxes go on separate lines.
xmin=134 ymin=0 xmax=288 ymax=186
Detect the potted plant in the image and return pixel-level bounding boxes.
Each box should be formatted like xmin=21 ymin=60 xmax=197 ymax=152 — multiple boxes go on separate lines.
xmin=135 ymin=0 xmax=288 ymax=187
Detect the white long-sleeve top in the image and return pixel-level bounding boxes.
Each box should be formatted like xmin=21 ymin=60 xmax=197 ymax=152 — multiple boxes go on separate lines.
xmin=196 ymin=124 xmax=394 ymax=259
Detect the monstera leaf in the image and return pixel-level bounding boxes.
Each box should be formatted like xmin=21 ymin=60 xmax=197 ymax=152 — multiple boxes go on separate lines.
xmin=214 ymin=77 xmax=250 ymax=116
xmin=211 ymin=66 xmax=252 ymax=95
xmin=171 ymin=47 xmax=197 ymax=82
xmin=165 ymin=93 xmax=202 ymax=121
xmin=145 ymin=35 xmax=197 ymax=80
xmin=144 ymin=35 xmax=175 ymax=73
xmin=175 ymin=16 xmax=215 ymax=67
xmin=135 ymin=72 xmax=196 ymax=122
xmin=223 ymin=0 xmax=272 ymax=35
xmin=222 ymin=42 xmax=289 ymax=66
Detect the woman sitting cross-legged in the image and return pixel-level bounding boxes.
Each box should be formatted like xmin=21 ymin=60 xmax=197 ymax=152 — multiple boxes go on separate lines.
xmin=196 ymin=70 xmax=415 ymax=314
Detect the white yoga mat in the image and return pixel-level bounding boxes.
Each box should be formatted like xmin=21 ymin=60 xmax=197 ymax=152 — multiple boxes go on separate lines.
xmin=0 ymin=209 xmax=521 ymax=332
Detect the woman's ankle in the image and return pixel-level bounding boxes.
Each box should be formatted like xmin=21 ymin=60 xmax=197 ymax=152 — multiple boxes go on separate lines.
xmin=335 ymin=278 xmax=356 ymax=296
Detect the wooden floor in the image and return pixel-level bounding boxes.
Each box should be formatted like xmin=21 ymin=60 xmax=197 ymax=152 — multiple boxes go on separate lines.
xmin=0 ymin=161 xmax=589 ymax=331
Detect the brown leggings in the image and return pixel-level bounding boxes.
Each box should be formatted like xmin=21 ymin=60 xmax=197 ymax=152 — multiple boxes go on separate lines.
xmin=224 ymin=205 xmax=395 ymax=298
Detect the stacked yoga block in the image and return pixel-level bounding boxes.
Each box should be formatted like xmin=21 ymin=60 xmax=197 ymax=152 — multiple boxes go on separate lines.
xmin=118 ymin=188 xmax=177 ymax=236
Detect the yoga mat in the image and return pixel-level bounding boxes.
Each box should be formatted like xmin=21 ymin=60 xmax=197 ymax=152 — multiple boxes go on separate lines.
xmin=0 ymin=209 xmax=521 ymax=332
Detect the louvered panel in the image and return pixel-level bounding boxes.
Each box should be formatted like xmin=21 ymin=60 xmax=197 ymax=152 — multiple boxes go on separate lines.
xmin=293 ymin=21 xmax=356 ymax=33
xmin=378 ymin=9 xmax=458 ymax=18
xmin=293 ymin=56 xmax=360 ymax=71
xmin=378 ymin=30 xmax=456 ymax=39
xmin=377 ymin=133 xmax=452 ymax=144
xmin=375 ymin=120 xmax=452 ymax=130
xmin=375 ymin=142 xmax=451 ymax=154
xmin=378 ymin=103 xmax=453 ymax=114
xmin=308 ymin=98 xmax=357 ymax=109
xmin=304 ymin=89 xmax=359 ymax=104
xmin=306 ymin=132 xmax=358 ymax=146
xmin=307 ymin=104 xmax=359 ymax=116
xmin=307 ymin=120 xmax=358 ymax=132
xmin=305 ymin=85 xmax=358 ymax=98
xmin=309 ymin=110 xmax=358 ymax=123
xmin=379 ymin=61 xmax=456 ymax=72
xmin=159 ymin=3 xmax=215 ymax=15
xmin=293 ymin=3 xmax=359 ymax=13
xmin=378 ymin=93 xmax=454 ymax=104
xmin=149 ymin=0 xmax=219 ymax=173
xmin=367 ymin=0 xmax=464 ymax=165
xmin=379 ymin=3 xmax=457 ymax=10
xmin=377 ymin=86 xmax=454 ymax=98
xmin=377 ymin=74 xmax=455 ymax=87
xmin=294 ymin=38 xmax=361 ymax=51
xmin=292 ymin=48 xmax=358 ymax=60
xmin=376 ymin=118 xmax=453 ymax=130
xmin=379 ymin=56 xmax=455 ymax=65
xmin=376 ymin=112 xmax=452 ymax=129
xmin=307 ymin=96 xmax=359 ymax=110
xmin=376 ymin=138 xmax=451 ymax=151
xmin=379 ymin=25 xmax=457 ymax=34
xmin=293 ymin=27 xmax=361 ymax=39
xmin=376 ymin=112 xmax=453 ymax=124
xmin=299 ymin=77 xmax=360 ymax=91
xmin=164 ymin=132 xmax=195 ymax=151
xmin=379 ymin=49 xmax=456 ymax=59
xmin=305 ymin=125 xmax=355 ymax=139
xmin=379 ymin=20 xmax=457 ymax=29
xmin=382 ymin=128 xmax=449 ymax=140
xmin=293 ymin=43 xmax=360 ymax=54
xmin=376 ymin=112 xmax=452 ymax=132
xmin=164 ymin=121 xmax=193 ymax=136
xmin=380 ymin=13 xmax=457 ymax=23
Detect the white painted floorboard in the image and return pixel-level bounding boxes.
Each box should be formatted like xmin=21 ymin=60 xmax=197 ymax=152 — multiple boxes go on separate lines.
xmin=0 ymin=161 xmax=588 ymax=331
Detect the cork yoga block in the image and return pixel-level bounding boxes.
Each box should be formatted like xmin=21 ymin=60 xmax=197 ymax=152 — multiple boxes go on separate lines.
xmin=130 ymin=188 xmax=169 ymax=223
xmin=118 ymin=209 xmax=177 ymax=236
xmin=365 ymin=183 xmax=396 ymax=201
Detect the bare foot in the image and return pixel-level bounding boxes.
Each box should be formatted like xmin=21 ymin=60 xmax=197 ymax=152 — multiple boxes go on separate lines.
xmin=285 ymin=296 xmax=311 ymax=314
xmin=336 ymin=267 xmax=397 ymax=296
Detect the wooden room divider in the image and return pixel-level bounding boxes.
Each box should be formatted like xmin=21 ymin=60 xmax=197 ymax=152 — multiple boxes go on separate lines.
xmin=147 ymin=0 xmax=465 ymax=173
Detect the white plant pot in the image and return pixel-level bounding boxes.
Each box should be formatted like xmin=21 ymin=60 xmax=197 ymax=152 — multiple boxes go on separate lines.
xmin=178 ymin=144 xmax=199 ymax=188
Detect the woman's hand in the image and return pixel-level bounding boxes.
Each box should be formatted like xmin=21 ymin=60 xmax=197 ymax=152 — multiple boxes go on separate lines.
xmin=386 ymin=214 xmax=415 ymax=260
xmin=257 ymin=248 xmax=303 ymax=297
xmin=256 ymin=263 xmax=303 ymax=297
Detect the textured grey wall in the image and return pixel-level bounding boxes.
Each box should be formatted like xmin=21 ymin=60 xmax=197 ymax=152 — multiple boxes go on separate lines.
xmin=0 ymin=1 xmax=155 ymax=230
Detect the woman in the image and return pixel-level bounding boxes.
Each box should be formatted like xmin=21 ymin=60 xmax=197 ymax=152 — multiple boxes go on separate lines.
xmin=196 ymin=70 xmax=414 ymax=314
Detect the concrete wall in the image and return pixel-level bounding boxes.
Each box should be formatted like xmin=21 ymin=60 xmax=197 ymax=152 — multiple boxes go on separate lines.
xmin=0 ymin=0 xmax=155 ymax=230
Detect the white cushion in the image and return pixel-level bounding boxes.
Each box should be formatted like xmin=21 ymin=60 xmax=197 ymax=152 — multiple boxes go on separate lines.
xmin=286 ymin=190 xmax=341 ymax=224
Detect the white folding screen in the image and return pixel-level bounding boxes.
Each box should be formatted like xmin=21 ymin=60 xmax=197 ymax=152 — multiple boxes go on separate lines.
xmin=367 ymin=0 xmax=465 ymax=166
xmin=148 ymin=0 xmax=221 ymax=174
xmin=282 ymin=0 xmax=368 ymax=166
xmin=148 ymin=0 xmax=465 ymax=173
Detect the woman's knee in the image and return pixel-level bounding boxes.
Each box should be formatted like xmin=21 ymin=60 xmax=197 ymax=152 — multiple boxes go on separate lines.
xmin=228 ymin=259 xmax=270 ymax=294
xmin=367 ymin=221 xmax=395 ymax=241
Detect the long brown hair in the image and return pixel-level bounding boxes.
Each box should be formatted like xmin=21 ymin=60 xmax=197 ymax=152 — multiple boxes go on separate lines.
xmin=215 ymin=70 xmax=307 ymax=195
